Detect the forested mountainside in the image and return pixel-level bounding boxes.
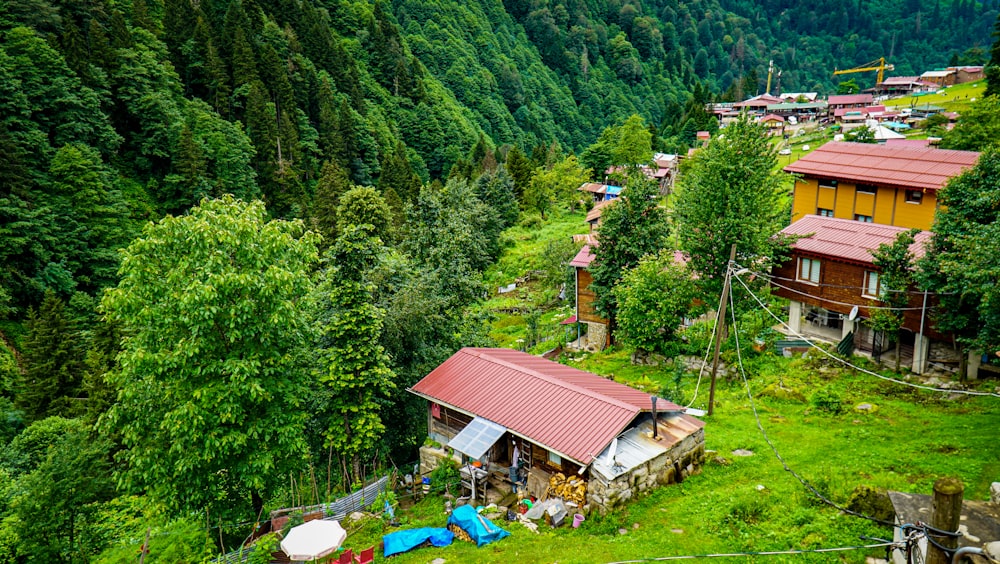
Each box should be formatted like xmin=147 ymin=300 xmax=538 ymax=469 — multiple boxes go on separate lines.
xmin=0 ymin=0 xmax=993 ymax=313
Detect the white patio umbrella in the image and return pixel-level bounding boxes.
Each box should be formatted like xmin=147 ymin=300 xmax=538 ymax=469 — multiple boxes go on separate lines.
xmin=280 ymin=519 xmax=347 ymax=561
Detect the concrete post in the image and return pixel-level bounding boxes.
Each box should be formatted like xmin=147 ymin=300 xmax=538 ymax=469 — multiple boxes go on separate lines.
xmin=788 ymin=300 xmax=802 ymax=335
xmin=926 ymin=477 xmax=963 ymax=564
xmin=912 ymin=333 xmax=930 ymax=375
xmin=967 ymin=350 xmax=982 ymax=381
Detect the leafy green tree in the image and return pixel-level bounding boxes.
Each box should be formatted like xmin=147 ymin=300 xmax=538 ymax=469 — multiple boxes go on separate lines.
xmin=868 ymin=229 xmax=920 ymax=372
xmin=9 ymin=420 xmax=114 ymax=563
xmin=940 ymin=96 xmax=1000 ymax=151
xmin=101 ymin=196 xmax=319 ymax=518
xmin=674 ymin=115 xmax=789 ymax=299
xmin=314 ymin=225 xmax=395 ymax=483
xmin=525 ymin=155 xmax=591 ymax=218
xmin=846 ymin=125 xmax=877 ymax=143
xmin=473 ymin=166 xmax=520 ymax=240
xmin=918 ymin=147 xmax=1000 ymax=378
xmin=590 ymin=177 xmax=670 ymax=326
xmin=16 ymin=291 xmax=86 ymax=421
xmin=614 ymin=250 xmax=700 ymax=355
xmin=837 ymin=79 xmax=860 ymax=94
xmin=504 ymin=145 xmax=534 ymax=201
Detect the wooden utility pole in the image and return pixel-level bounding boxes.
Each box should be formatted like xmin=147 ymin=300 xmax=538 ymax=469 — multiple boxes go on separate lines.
xmin=138 ymin=527 xmax=150 ymax=564
xmin=926 ymin=477 xmax=963 ymax=564
xmin=708 ymin=244 xmax=737 ymax=416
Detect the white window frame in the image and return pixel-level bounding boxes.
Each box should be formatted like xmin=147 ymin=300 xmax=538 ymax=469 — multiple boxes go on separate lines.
xmin=819 ymin=179 xmax=838 ymax=189
xmin=817 ymin=208 xmax=834 ymax=217
xmin=862 ymin=271 xmax=882 ymax=299
xmin=854 ymin=214 xmax=874 ymax=223
xmin=856 ymin=184 xmax=877 ymax=195
xmin=797 ymin=257 xmax=821 ymax=284
xmin=905 ymin=190 xmax=923 ymax=204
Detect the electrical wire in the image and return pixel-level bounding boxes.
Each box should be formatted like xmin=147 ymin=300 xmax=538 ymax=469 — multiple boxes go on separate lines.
xmin=605 ymin=540 xmax=901 ymax=562
xmin=684 ymin=294 xmax=723 ymax=409
xmin=731 ymin=270 xmax=1000 ymax=398
xmin=726 ymin=285 xmax=900 ymax=528
xmin=757 ymin=270 xmax=954 ymax=296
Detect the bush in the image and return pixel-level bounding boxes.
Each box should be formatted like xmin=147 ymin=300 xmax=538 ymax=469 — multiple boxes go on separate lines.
xmin=429 ymin=458 xmax=461 ymax=494
xmin=810 ymin=388 xmax=844 ymax=414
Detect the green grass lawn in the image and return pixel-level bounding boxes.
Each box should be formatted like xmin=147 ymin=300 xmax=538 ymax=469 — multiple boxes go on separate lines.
xmin=882 ymin=81 xmax=986 ymax=112
xmin=341 ymin=345 xmax=1000 ymax=563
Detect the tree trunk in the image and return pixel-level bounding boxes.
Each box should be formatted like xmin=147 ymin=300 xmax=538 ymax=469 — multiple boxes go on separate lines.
xmin=958 ymin=348 xmax=968 ymax=382
xmin=251 ymin=490 xmax=264 ymax=519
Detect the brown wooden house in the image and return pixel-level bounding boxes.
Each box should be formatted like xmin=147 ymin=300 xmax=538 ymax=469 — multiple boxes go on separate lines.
xmin=771 ymin=215 xmax=945 ymax=372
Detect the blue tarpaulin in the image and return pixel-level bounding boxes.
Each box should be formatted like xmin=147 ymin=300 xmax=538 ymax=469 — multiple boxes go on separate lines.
xmin=446 ymin=505 xmax=511 ymax=547
xmin=382 ymin=528 xmax=454 ymax=558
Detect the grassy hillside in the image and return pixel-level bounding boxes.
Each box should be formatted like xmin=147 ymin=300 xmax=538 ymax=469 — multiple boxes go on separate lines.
xmin=344 ymin=348 xmax=1000 ymax=563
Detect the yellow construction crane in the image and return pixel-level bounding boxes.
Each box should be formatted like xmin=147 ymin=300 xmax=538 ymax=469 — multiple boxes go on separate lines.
xmin=833 ymin=57 xmax=896 ymax=85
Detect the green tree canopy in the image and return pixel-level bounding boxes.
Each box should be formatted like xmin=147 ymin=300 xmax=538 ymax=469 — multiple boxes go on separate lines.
xmin=614 ymin=250 xmax=700 ymax=354
xmin=918 ymin=147 xmax=1000 ymax=372
xmin=674 ymin=115 xmax=789 ymax=299
xmin=590 ymin=177 xmax=670 ymax=325
xmin=101 ymin=196 xmax=319 ymax=518
xmin=940 ymin=96 xmax=1000 ymax=151
xmin=525 ymin=155 xmax=591 ymax=218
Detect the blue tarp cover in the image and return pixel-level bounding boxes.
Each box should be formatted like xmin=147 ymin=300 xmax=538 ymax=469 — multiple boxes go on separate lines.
xmin=446 ymin=505 xmax=511 ymax=547
xmin=382 ymin=527 xmax=453 ymax=558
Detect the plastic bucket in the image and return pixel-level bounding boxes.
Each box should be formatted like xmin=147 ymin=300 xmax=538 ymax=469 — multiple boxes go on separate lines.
xmin=572 ymin=513 xmax=585 ymax=528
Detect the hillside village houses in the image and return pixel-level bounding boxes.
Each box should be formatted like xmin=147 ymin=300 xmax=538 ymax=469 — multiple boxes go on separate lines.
xmin=778 ymin=141 xmax=982 ymax=377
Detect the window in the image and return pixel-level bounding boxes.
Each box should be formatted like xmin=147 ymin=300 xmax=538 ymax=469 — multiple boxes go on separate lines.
xmin=548 ymin=451 xmax=561 ymax=465
xmin=819 ymin=179 xmax=838 ymax=189
xmin=905 ymin=190 xmax=923 ymax=204
xmin=863 ymin=271 xmax=882 ymax=299
xmin=798 ymin=257 xmax=821 ymax=284
xmin=855 ymin=214 xmax=874 ymax=222
xmin=817 ymin=208 xmax=834 ymax=217
xmin=857 ymin=184 xmax=877 ymax=194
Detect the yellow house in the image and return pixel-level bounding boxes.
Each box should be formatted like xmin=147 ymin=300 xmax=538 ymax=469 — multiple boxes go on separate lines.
xmin=784 ymin=142 xmax=980 ymax=230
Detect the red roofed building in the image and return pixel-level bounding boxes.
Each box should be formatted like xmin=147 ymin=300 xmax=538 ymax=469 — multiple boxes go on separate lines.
xmin=410 ymin=348 xmax=705 ymax=512
xmin=771 ymin=215 xmax=947 ymax=374
xmin=784 ymin=142 xmax=980 ymax=230
xmin=827 ymin=93 xmax=874 ymax=118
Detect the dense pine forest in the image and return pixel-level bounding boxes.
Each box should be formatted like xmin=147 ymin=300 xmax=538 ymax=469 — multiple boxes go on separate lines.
xmin=0 ymin=0 xmax=997 ymax=560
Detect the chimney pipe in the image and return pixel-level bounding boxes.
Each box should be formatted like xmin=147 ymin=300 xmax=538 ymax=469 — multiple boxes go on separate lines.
xmin=651 ymin=396 xmax=658 ymax=439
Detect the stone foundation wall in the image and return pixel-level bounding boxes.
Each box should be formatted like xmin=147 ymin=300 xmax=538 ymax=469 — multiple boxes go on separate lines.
xmin=419 ymin=445 xmax=461 ymax=477
xmin=585 ymin=429 xmax=705 ymax=516
xmin=584 ymin=322 xmax=608 ymax=351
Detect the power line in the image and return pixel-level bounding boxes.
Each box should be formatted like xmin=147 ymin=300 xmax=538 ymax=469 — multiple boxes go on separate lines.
xmin=757 ymin=271 xmax=953 ymax=296
xmin=727 ymin=287 xmax=899 ymax=528
xmin=731 ymin=271 xmax=1000 ymax=398
xmin=605 ymin=540 xmax=901 ymax=563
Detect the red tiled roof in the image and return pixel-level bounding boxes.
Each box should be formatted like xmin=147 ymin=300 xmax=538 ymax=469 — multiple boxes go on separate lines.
xmin=828 ymin=94 xmax=874 ymax=106
xmin=783 ymin=141 xmax=979 ymax=191
xmin=781 ymin=215 xmax=932 ymax=265
xmin=410 ymin=348 xmax=679 ymax=465
xmin=569 ymin=244 xmax=596 ymax=268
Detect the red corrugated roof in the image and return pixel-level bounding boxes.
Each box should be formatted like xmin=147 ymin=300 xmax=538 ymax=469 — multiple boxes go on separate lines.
xmin=783 ymin=141 xmax=979 ymax=191
xmin=828 ymin=94 xmax=874 ymax=106
xmin=781 ymin=215 xmax=932 ymax=265
xmin=569 ymin=244 xmax=596 ymax=268
xmin=410 ymin=348 xmax=679 ymax=465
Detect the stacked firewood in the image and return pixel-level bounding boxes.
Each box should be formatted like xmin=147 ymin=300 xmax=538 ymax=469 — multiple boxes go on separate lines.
xmin=547 ymin=472 xmax=587 ymax=505
xmin=448 ymin=523 xmax=473 ymax=543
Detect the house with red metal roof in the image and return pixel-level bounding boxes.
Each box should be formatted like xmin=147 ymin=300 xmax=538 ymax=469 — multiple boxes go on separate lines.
xmin=783 ymin=141 xmax=980 ymax=230
xmin=409 ymin=347 xmax=705 ymax=514
xmin=770 ymin=215 xmax=948 ymax=373
xmin=827 ymin=94 xmax=875 ymax=119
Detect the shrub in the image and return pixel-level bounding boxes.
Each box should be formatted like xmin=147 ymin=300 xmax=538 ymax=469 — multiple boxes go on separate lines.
xmin=810 ymin=388 xmax=844 ymax=414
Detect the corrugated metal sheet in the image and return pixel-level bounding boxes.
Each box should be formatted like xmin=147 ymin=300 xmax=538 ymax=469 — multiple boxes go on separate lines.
xmin=590 ymin=413 xmax=705 ymax=480
xmin=828 ymin=94 xmax=874 ymax=106
xmin=784 ymin=142 xmax=979 ymax=191
xmin=578 ymin=182 xmax=607 ymax=193
xmin=586 ymin=199 xmax=615 ymax=223
xmin=569 ymin=244 xmax=595 ymax=268
xmin=410 ymin=348 xmax=682 ymax=466
xmin=782 ymin=215 xmax=932 ymax=265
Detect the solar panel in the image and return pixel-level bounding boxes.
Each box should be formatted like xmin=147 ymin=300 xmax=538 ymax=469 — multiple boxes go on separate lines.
xmin=447 ymin=417 xmax=506 ymax=460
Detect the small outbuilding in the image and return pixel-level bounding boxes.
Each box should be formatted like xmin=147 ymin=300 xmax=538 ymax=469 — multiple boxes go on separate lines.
xmin=410 ymin=348 xmax=705 ymax=516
